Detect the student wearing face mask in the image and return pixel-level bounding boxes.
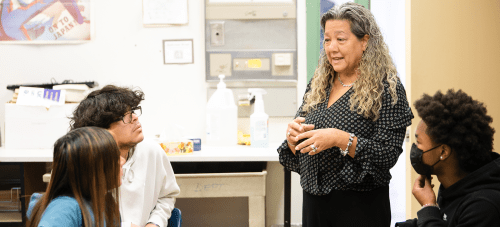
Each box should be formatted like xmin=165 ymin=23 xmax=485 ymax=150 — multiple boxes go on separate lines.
xmin=396 ymin=89 xmax=500 ymax=227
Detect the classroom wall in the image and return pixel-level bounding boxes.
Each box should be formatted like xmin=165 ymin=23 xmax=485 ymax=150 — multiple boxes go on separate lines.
xmin=0 ymin=0 xmax=207 ymax=142
xmin=408 ymin=0 xmax=500 ymax=218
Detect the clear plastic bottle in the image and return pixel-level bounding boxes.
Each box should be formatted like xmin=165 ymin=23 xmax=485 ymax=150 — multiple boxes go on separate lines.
xmin=206 ymin=75 xmax=237 ymax=146
xmin=249 ymin=88 xmax=269 ymax=148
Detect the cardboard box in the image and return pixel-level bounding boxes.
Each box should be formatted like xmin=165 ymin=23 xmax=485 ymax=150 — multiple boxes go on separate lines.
xmin=4 ymin=104 xmax=78 ymax=149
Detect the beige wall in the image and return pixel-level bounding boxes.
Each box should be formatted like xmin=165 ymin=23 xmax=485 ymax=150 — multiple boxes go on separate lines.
xmin=407 ymin=0 xmax=500 ymax=218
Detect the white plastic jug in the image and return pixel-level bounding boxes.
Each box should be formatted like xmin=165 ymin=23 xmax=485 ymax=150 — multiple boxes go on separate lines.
xmin=206 ymin=75 xmax=237 ymax=146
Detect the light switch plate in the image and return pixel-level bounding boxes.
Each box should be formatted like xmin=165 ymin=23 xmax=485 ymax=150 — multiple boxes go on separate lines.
xmin=209 ymin=53 xmax=232 ymax=76
xmin=272 ymin=53 xmax=293 ymax=76
xmin=210 ymin=22 xmax=225 ymax=46
xmin=274 ymin=53 xmax=291 ymax=66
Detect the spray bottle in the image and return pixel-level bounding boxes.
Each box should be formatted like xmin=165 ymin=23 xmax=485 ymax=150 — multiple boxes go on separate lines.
xmin=206 ymin=75 xmax=237 ymax=146
xmin=248 ymin=88 xmax=269 ymax=148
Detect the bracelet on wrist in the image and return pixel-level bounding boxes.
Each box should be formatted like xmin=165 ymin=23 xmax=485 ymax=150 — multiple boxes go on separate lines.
xmin=341 ymin=133 xmax=355 ymax=156
xmin=421 ymin=203 xmax=439 ymax=209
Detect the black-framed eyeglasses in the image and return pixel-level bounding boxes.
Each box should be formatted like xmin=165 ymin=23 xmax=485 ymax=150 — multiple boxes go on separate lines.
xmin=121 ymin=106 xmax=142 ymax=124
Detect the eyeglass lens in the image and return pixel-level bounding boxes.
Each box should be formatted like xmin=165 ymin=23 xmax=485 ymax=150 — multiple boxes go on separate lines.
xmin=123 ymin=107 xmax=141 ymax=123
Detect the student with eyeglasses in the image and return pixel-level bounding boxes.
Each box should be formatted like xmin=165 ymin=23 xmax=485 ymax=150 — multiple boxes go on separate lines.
xmin=70 ymin=85 xmax=180 ymax=227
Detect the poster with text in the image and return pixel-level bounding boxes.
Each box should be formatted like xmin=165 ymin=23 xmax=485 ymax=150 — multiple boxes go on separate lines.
xmin=0 ymin=0 xmax=91 ymax=43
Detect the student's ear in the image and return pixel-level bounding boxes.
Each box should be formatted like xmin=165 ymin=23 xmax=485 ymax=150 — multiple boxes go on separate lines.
xmin=439 ymin=144 xmax=452 ymax=160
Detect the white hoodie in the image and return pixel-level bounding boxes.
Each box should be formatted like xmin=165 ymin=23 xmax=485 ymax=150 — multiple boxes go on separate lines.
xmin=120 ymin=139 xmax=180 ymax=227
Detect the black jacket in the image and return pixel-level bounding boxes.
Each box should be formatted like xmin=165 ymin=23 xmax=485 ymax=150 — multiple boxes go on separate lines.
xmin=396 ymin=152 xmax=500 ymax=227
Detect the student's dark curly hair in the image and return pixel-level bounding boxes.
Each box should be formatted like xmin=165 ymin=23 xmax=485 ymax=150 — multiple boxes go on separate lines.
xmin=70 ymin=85 xmax=145 ymax=130
xmin=414 ymin=89 xmax=495 ymax=173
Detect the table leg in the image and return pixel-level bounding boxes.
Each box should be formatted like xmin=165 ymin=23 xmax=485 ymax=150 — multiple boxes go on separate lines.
xmin=249 ymin=196 xmax=265 ymax=227
xmin=284 ymin=169 xmax=291 ymax=227
xmin=23 ymin=163 xmax=46 ymax=208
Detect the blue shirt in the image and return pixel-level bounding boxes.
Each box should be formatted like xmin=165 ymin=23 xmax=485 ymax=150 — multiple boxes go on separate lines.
xmin=27 ymin=193 xmax=93 ymax=227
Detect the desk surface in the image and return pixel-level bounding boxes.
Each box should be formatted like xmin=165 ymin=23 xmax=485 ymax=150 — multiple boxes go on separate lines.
xmin=0 ymin=143 xmax=281 ymax=162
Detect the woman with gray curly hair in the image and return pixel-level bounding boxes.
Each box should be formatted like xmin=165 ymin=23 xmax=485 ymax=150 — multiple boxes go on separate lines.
xmin=277 ymin=2 xmax=413 ymax=226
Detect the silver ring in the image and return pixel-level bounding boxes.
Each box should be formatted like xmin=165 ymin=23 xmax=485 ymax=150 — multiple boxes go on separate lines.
xmin=287 ymin=129 xmax=291 ymax=137
xmin=311 ymin=144 xmax=317 ymax=152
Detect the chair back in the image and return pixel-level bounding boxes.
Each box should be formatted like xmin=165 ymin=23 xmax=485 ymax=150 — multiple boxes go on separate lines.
xmin=167 ymin=208 xmax=182 ymax=227
xmin=26 ymin=193 xmax=44 ymax=219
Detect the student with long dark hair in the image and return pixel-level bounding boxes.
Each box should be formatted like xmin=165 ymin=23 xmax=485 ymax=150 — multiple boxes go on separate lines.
xmin=27 ymin=127 xmax=122 ymax=227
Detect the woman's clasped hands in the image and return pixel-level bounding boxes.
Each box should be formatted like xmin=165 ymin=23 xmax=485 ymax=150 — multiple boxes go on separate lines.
xmin=286 ymin=117 xmax=346 ymax=156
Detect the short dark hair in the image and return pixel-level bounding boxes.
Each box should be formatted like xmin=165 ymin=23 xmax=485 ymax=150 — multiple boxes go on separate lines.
xmin=70 ymin=85 xmax=145 ymax=130
xmin=414 ymin=89 xmax=495 ymax=172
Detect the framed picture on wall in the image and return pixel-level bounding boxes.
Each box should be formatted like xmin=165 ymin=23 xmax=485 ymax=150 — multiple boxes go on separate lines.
xmin=163 ymin=39 xmax=194 ymax=64
xmin=0 ymin=0 xmax=93 ymax=44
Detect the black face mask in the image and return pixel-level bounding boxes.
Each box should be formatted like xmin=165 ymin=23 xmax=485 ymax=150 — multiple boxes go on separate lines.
xmin=410 ymin=143 xmax=442 ymax=178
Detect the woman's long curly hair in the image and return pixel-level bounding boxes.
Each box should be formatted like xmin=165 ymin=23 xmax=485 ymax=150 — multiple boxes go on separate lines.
xmin=415 ymin=89 xmax=495 ymax=173
xmin=302 ymin=2 xmax=399 ymax=121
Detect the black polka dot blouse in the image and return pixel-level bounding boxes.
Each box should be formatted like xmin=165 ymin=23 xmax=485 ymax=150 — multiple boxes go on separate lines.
xmin=277 ymin=79 xmax=414 ymax=196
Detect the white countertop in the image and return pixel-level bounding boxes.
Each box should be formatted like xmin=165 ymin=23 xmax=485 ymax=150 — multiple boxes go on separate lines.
xmin=0 ymin=143 xmax=281 ymax=162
